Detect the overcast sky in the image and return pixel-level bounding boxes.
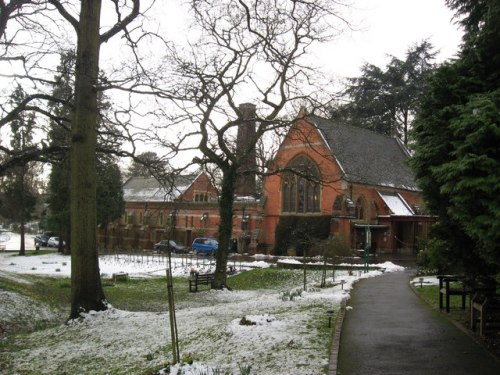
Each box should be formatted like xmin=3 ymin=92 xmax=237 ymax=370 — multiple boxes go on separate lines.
xmin=0 ymin=0 xmax=465 ymax=171
xmin=314 ymin=0 xmax=463 ymax=78
xmin=158 ymin=0 xmax=464 ymax=87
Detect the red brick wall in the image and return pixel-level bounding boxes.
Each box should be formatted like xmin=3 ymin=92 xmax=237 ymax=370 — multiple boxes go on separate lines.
xmin=262 ymin=117 xmax=344 ymax=246
xmin=260 ymin=116 xmax=431 ymax=254
xmin=179 ymin=173 xmax=219 ymax=202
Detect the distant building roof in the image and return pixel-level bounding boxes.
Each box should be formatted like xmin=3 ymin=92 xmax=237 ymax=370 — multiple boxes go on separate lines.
xmin=123 ymin=175 xmax=198 ymax=202
xmin=309 ymin=115 xmax=419 ymax=191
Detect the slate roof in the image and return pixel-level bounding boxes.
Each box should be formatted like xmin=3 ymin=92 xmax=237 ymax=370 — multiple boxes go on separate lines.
xmin=123 ymin=174 xmax=198 ymax=202
xmin=309 ymin=115 xmax=419 ymax=191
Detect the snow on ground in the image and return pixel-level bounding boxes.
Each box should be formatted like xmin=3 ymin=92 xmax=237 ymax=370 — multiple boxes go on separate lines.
xmin=0 ymin=231 xmax=406 ymax=375
xmin=410 ymin=275 xmax=439 ymax=286
xmin=0 ymin=231 xmax=37 ymax=250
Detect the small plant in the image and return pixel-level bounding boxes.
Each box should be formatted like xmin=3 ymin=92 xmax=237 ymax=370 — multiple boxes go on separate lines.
xmin=211 ymin=368 xmax=231 ymax=375
xmin=181 ymin=352 xmax=194 ymax=365
xmin=238 ymin=364 xmax=252 ymax=375
xmin=145 ymin=352 xmax=155 ymax=361
xmin=280 ymin=288 xmax=302 ymax=301
xmin=239 ymin=316 xmax=256 ymax=326
xmin=159 ymin=361 xmax=171 ymax=374
xmin=281 ymin=291 xmax=291 ymax=301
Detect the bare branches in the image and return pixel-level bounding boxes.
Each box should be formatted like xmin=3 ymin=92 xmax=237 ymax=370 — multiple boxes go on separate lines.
xmin=47 ymin=0 xmax=78 ymax=32
xmin=154 ymin=0 xmax=351 ymax=174
xmin=0 ymin=0 xmax=35 ymax=40
xmin=0 ymin=143 xmax=69 ymax=174
xmin=0 ymin=93 xmax=71 ymax=127
xmin=100 ymin=0 xmax=140 ymax=43
xmin=0 ymin=1 xmax=155 ymax=178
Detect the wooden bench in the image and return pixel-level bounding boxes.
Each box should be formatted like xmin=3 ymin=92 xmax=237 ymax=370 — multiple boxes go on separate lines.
xmin=112 ymin=272 xmax=129 ymax=282
xmin=189 ymin=272 xmax=215 ymax=292
xmin=470 ymin=289 xmax=500 ymax=337
xmin=437 ymin=275 xmax=468 ymax=313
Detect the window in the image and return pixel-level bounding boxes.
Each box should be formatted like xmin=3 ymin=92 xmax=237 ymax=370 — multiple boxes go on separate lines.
xmin=282 ymin=155 xmax=321 ymax=213
xmin=194 ymin=192 xmax=209 ymax=202
xmin=355 ymin=197 xmax=365 ymax=220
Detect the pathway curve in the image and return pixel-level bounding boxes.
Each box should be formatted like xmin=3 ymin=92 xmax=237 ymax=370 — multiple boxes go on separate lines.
xmin=336 ymin=269 xmax=499 ymax=375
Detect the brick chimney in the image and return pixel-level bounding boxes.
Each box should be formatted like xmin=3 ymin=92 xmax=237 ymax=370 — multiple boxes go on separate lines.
xmin=235 ymin=103 xmax=257 ymax=197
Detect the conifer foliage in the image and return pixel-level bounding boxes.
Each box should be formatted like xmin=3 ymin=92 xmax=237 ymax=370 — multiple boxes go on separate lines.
xmin=411 ymin=0 xmax=500 ymax=275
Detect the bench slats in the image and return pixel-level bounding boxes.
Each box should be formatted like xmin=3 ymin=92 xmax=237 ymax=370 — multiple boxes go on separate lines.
xmin=189 ymin=273 xmax=215 ymax=292
xmin=471 ymin=294 xmax=500 ymax=337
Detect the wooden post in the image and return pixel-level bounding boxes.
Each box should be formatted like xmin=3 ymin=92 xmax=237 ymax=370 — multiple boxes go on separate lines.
xmin=166 ymin=246 xmax=179 ymax=364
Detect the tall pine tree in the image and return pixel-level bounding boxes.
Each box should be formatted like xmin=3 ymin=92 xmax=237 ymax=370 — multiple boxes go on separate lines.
xmin=47 ymin=51 xmax=124 ymax=254
xmin=330 ymin=41 xmax=436 ymax=145
xmin=411 ymin=0 xmax=500 ymax=276
xmin=0 ymin=85 xmax=38 ymax=255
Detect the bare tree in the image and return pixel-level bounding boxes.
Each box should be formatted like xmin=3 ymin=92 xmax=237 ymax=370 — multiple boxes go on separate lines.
xmin=153 ymin=0 xmax=351 ymax=288
xmin=0 ymin=0 xmax=147 ymax=318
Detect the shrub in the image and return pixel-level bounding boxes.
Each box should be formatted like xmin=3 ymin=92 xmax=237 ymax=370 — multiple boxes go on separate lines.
xmin=274 ymin=216 xmax=331 ymax=256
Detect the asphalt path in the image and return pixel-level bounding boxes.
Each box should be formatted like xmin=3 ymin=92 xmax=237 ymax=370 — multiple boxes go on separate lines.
xmin=337 ymin=269 xmax=499 ymax=375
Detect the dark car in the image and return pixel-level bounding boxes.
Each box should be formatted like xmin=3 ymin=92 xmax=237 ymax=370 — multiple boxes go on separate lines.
xmin=34 ymin=231 xmax=56 ymax=247
xmin=191 ymin=237 xmax=218 ymax=255
xmin=154 ymin=240 xmax=188 ymax=253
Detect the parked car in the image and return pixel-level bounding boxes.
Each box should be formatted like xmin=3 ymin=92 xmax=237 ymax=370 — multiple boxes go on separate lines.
xmin=154 ymin=240 xmax=188 ymax=253
xmin=191 ymin=237 xmax=218 ymax=255
xmin=47 ymin=236 xmax=63 ymax=248
xmin=34 ymin=232 xmax=56 ymax=247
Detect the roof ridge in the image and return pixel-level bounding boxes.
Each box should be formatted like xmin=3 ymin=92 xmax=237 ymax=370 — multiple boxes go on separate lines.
xmin=307 ymin=115 xmax=418 ymax=190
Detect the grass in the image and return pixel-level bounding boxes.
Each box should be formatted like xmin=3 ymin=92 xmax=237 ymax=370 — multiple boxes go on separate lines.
xmin=0 ymin=275 xmax=71 ymax=309
xmin=0 ymin=268 xmax=328 ymax=329
xmin=413 ymin=284 xmax=470 ymax=327
xmin=0 ymin=267 xmax=344 ymax=374
xmin=227 ymin=268 xmax=323 ymax=290
xmin=104 ymin=277 xmax=186 ymax=312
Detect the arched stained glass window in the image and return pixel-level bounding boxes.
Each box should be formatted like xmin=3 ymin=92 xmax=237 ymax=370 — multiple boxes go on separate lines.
xmin=282 ymin=155 xmax=321 ymax=213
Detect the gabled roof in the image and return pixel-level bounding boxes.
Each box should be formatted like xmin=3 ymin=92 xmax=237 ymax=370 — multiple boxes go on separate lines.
xmin=309 ymin=115 xmax=419 ymax=191
xmin=123 ymin=174 xmax=198 ymax=202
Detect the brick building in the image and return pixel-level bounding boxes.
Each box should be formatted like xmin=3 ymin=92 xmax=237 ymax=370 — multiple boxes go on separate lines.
xmin=101 ymin=172 xmax=264 ymax=252
xmin=261 ymin=113 xmax=434 ymax=255
xmin=102 ymin=108 xmax=433 ymax=256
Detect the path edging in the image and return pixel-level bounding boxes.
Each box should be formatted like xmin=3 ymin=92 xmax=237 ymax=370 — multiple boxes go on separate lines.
xmin=328 ymin=297 xmax=347 ymax=375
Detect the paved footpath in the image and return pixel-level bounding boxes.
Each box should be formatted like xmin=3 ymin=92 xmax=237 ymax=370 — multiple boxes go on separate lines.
xmin=336 ymin=269 xmax=499 ymax=375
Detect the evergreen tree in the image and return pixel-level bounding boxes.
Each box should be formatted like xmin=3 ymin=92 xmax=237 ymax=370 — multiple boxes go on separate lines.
xmin=47 ymin=51 xmax=74 ymax=252
xmin=125 ymin=151 xmax=165 ymax=179
xmin=47 ymin=51 xmax=124 ymax=253
xmin=411 ymin=0 xmax=500 ymax=276
xmin=97 ymin=156 xmax=124 ymax=249
xmin=330 ymin=41 xmax=436 ymax=145
xmin=0 ymin=85 xmax=38 ymax=255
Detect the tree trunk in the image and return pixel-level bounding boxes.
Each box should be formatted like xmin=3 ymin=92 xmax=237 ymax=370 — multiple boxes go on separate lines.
xmin=18 ymin=171 xmax=26 ymax=256
xmin=213 ymin=168 xmax=237 ymax=289
xmin=19 ymin=219 xmax=25 ymax=256
xmin=70 ymin=0 xmax=107 ymax=319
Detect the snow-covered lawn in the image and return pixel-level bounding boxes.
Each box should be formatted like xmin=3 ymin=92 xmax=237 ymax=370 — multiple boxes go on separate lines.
xmin=0 ymin=232 xmax=405 ymax=375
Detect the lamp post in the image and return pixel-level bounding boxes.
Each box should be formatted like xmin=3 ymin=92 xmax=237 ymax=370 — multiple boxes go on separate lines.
xmin=364 ymin=226 xmax=371 ymax=273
